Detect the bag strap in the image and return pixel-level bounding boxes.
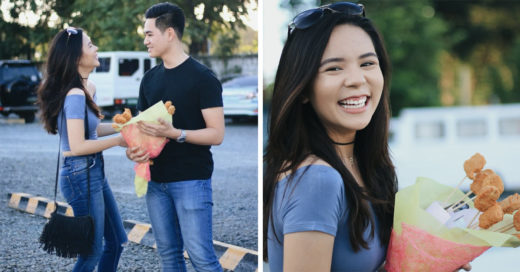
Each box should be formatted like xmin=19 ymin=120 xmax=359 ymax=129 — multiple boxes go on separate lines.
xmin=53 ymin=116 xmax=63 ymax=205
xmin=84 ymin=101 xmax=91 ymax=215
xmin=53 ymin=96 xmax=91 ymax=215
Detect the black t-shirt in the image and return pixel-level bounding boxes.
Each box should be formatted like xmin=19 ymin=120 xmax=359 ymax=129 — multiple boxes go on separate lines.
xmin=137 ymin=57 xmax=223 ymax=182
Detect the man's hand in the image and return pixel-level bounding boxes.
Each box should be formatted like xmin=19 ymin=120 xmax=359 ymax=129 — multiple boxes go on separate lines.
xmin=137 ymin=118 xmax=177 ymax=138
xmin=126 ymin=146 xmax=150 ymax=163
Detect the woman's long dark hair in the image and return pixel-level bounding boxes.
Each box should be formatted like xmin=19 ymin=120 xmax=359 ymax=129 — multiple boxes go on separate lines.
xmin=37 ymin=28 xmax=102 ymax=134
xmin=264 ymin=14 xmax=397 ymax=261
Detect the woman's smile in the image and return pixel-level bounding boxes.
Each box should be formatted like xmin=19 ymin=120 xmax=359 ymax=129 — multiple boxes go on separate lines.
xmin=338 ymin=95 xmax=370 ymax=113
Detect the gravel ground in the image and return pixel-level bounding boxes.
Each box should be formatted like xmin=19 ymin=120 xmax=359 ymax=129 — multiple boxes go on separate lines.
xmin=0 ymin=117 xmax=258 ymax=271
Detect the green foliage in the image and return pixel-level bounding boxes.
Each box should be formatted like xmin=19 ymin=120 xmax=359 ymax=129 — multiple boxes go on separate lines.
xmin=364 ymin=0 xmax=448 ymax=115
xmin=214 ymin=30 xmax=240 ymax=59
xmin=1 ymin=0 xmax=255 ymax=60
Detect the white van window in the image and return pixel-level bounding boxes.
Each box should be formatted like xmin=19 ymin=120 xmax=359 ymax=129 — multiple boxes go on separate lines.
xmin=414 ymin=121 xmax=444 ymax=140
xmin=95 ymin=57 xmax=110 ymax=73
xmin=119 ymin=59 xmax=139 ymax=76
xmin=499 ymin=117 xmax=520 ymax=136
xmin=144 ymin=59 xmax=151 ymax=72
xmin=456 ymin=119 xmax=487 ymax=138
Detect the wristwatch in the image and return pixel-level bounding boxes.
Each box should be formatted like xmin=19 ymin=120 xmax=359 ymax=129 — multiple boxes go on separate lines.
xmin=176 ymin=129 xmax=186 ymax=143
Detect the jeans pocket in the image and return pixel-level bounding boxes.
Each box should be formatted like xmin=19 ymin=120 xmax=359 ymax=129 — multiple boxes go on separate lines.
xmin=60 ymin=175 xmax=78 ymax=202
xmin=191 ymin=179 xmax=213 ymax=210
xmin=65 ymin=157 xmax=96 ymax=176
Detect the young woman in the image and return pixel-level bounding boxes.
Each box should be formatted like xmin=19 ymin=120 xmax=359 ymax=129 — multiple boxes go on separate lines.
xmin=37 ymin=27 xmax=127 ymax=272
xmin=263 ymin=3 xmax=396 ymax=271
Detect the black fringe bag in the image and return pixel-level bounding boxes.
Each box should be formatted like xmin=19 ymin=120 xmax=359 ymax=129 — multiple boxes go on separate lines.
xmin=39 ymin=104 xmax=95 ymax=258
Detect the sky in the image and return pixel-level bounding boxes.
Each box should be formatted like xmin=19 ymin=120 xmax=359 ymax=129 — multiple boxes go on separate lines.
xmin=263 ymin=0 xmax=290 ymax=83
xmin=263 ymin=0 xmax=316 ymax=83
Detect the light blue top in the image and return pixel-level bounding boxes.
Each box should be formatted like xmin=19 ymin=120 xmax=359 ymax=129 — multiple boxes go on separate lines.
xmin=267 ymin=165 xmax=386 ymax=272
xmin=57 ymin=94 xmax=99 ymax=151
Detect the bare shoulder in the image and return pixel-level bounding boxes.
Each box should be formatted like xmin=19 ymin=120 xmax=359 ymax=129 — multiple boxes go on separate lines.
xmin=300 ymin=155 xmax=331 ymax=168
xmin=66 ymin=88 xmax=85 ymax=96
xmin=278 ymin=155 xmax=331 ymax=181
xmin=87 ymin=80 xmax=96 ymax=95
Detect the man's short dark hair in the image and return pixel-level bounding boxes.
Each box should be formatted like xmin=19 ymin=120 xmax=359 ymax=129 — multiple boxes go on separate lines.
xmin=145 ymin=2 xmax=185 ymax=38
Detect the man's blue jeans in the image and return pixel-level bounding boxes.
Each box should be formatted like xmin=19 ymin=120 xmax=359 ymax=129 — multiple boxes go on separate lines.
xmin=146 ymin=179 xmax=222 ymax=272
xmin=60 ymin=153 xmax=128 ymax=272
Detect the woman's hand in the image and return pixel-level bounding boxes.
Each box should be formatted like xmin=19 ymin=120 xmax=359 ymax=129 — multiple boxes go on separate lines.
xmin=117 ymin=135 xmax=128 ymax=148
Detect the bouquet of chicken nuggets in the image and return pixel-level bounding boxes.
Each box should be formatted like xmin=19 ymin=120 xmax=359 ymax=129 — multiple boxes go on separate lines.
xmin=385 ymin=153 xmax=520 ymax=272
xmin=112 ymin=101 xmax=176 ymax=197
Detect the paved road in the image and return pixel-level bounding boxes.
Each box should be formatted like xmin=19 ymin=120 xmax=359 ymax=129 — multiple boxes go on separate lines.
xmin=0 ymin=117 xmax=258 ymax=271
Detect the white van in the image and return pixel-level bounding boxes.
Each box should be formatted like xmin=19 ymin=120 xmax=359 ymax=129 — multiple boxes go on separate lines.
xmin=89 ymin=51 xmax=156 ymax=114
xmin=389 ymin=104 xmax=520 ymax=191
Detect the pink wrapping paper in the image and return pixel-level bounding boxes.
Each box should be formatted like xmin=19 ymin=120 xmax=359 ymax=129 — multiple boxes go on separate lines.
xmin=121 ymin=123 xmax=168 ymax=185
xmin=385 ymin=223 xmax=490 ymax=272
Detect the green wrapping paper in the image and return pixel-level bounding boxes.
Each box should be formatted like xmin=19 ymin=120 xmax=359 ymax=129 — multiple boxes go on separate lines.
xmin=385 ymin=177 xmax=520 ymax=272
xmin=394 ymin=177 xmax=519 ymax=246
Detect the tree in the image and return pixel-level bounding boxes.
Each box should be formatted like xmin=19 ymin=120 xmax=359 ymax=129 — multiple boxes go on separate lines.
xmin=1 ymin=0 xmax=254 ymax=59
xmin=433 ymin=0 xmax=520 ymax=105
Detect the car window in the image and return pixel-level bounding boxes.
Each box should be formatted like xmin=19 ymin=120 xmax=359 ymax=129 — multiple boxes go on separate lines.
xmin=119 ymin=58 xmax=139 ymax=76
xmin=499 ymin=117 xmax=520 ymax=136
xmin=144 ymin=59 xmax=151 ymax=72
xmin=414 ymin=121 xmax=445 ymax=140
xmin=95 ymin=57 xmax=111 ymax=73
xmin=222 ymin=76 xmax=257 ymax=87
xmin=456 ymin=119 xmax=487 ymax=138
xmin=0 ymin=65 xmax=39 ymax=83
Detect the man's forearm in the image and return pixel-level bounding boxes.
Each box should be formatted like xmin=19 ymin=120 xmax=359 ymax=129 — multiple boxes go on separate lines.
xmin=169 ymin=127 xmax=224 ymax=145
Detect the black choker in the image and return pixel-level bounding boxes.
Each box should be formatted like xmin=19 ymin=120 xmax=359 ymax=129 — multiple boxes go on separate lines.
xmin=82 ymin=77 xmax=88 ymax=80
xmin=332 ymin=140 xmax=355 ymax=145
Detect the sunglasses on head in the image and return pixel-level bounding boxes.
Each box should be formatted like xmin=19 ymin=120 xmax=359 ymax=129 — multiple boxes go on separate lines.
xmin=65 ymin=27 xmax=78 ymax=44
xmin=288 ymin=2 xmax=365 ymax=36
xmin=66 ymin=27 xmax=78 ymax=36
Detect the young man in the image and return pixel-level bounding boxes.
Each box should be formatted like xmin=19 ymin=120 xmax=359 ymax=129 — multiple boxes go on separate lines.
xmin=126 ymin=3 xmax=224 ymax=272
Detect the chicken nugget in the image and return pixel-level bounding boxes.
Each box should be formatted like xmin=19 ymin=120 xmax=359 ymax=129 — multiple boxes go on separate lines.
xmin=481 ymin=174 xmax=504 ymax=195
xmin=471 ymin=169 xmax=495 ymax=194
xmin=514 ymin=211 xmax=520 ymax=231
xmin=165 ymin=101 xmax=172 ymax=109
xmin=112 ymin=123 xmax=119 ymax=129
xmin=474 ymin=186 xmax=500 ymax=212
xmin=479 ymin=204 xmax=504 ymax=229
xmin=463 ymin=153 xmax=486 ymax=180
xmin=113 ymin=114 xmax=127 ymax=124
xmin=168 ymin=105 xmax=176 ymax=115
xmin=500 ymin=193 xmax=520 ymax=214
xmin=122 ymin=108 xmax=132 ymax=122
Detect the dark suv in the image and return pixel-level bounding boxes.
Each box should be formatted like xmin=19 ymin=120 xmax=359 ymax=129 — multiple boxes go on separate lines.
xmin=0 ymin=60 xmax=41 ymax=123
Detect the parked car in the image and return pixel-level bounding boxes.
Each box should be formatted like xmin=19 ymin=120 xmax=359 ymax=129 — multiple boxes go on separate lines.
xmin=222 ymin=75 xmax=258 ymax=121
xmin=0 ymin=60 xmax=41 ymax=123
xmin=389 ymin=104 xmax=520 ymax=191
xmin=89 ymin=51 xmax=156 ymax=116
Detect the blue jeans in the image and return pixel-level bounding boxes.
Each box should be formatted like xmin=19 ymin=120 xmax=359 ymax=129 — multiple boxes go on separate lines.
xmin=60 ymin=153 xmax=128 ymax=272
xmin=146 ymin=179 xmax=222 ymax=272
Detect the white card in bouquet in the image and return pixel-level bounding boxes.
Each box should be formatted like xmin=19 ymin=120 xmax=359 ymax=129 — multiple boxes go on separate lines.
xmin=445 ymin=208 xmax=479 ymax=229
xmin=426 ymin=201 xmax=452 ymax=224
